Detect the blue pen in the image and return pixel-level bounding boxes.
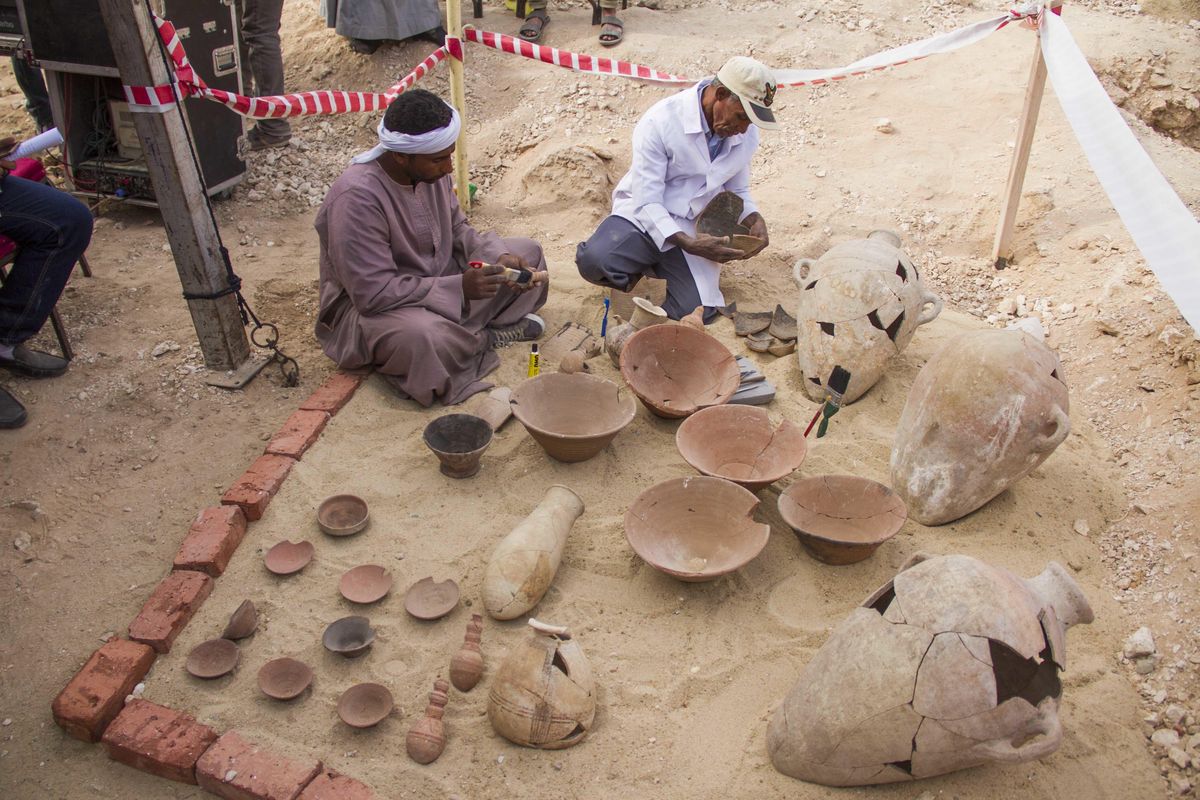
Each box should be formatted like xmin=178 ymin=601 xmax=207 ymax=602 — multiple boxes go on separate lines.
xmin=600 ymin=297 xmax=611 ymax=337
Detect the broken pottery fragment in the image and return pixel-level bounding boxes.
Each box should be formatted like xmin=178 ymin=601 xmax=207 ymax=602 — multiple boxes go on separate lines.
xmin=221 ymin=600 xmax=258 ymax=640
xmin=606 ymin=297 xmax=669 ymax=366
xmin=767 ymin=553 xmax=1093 ymax=786
xmin=890 ymin=329 xmax=1070 ymax=526
xmin=482 ymin=486 xmax=584 ymax=620
xmin=793 ymin=230 xmax=941 ymax=404
xmin=487 ymin=619 xmax=595 ymax=749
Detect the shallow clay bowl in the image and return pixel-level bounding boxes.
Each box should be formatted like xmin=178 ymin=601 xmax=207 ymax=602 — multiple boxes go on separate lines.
xmin=777 ymin=475 xmax=908 ymax=565
xmin=317 ymin=494 xmax=369 ymax=537
xmin=337 ymin=683 xmax=394 ymax=729
xmin=404 ymin=577 xmax=460 ymax=620
xmin=264 ymin=540 xmax=315 ymax=575
xmin=729 ymin=234 xmax=765 ymax=256
xmin=339 ymin=565 xmax=393 ymax=604
xmin=222 ymin=599 xmax=258 ymax=640
xmin=510 ymin=372 xmax=636 ymax=462
xmin=620 ymin=324 xmax=740 ymax=419
xmin=676 ymin=405 xmax=807 ymax=492
xmin=624 ymin=476 xmax=770 ymax=582
xmin=322 ymin=615 xmax=376 ymax=658
xmin=423 ymin=413 xmax=494 ymax=478
xmin=257 ymin=657 xmax=313 ymax=700
xmin=186 ymin=638 xmax=240 ymax=679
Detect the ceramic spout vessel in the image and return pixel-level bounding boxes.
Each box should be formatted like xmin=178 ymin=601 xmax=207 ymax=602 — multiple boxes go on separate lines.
xmin=450 ymin=614 xmax=485 ymax=692
xmin=890 ymin=329 xmax=1070 ymax=526
xmin=482 ymin=486 xmax=584 ymax=620
xmin=767 ymin=553 xmax=1093 ymax=787
xmin=487 ymin=620 xmax=595 ymax=749
xmin=793 ymin=230 xmax=942 ymax=404
xmin=406 ymin=678 xmax=450 ymax=764
xmin=606 ymin=298 xmax=669 ymax=366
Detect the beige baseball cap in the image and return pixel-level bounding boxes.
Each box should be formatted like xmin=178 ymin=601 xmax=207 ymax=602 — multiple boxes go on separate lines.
xmin=715 ymin=56 xmax=779 ymax=131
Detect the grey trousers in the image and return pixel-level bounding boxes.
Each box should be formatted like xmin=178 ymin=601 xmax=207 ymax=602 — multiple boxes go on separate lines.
xmin=575 ymin=215 xmax=709 ymax=321
xmin=239 ymin=0 xmax=291 ymax=139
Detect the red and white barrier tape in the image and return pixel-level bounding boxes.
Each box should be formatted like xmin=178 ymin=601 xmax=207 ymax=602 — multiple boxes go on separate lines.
xmin=461 ymin=27 xmax=692 ymax=83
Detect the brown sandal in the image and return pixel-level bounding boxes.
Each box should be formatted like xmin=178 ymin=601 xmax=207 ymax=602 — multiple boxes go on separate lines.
xmin=519 ymin=8 xmax=549 ymax=42
xmin=598 ymin=15 xmax=623 ymax=47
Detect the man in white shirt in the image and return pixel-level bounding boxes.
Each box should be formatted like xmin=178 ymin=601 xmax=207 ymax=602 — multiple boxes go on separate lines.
xmin=575 ymin=56 xmax=778 ymax=322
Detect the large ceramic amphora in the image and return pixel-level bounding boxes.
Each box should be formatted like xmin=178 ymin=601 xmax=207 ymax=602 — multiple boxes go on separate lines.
xmin=793 ymin=230 xmax=941 ymax=404
xmin=890 ymin=328 xmax=1070 ymax=526
xmin=767 ymin=553 xmax=1093 ymax=787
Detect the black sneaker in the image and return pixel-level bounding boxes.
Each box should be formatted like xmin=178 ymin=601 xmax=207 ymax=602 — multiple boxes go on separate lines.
xmin=0 ymin=385 xmax=27 ymax=429
xmin=488 ymin=314 xmax=545 ymax=349
xmin=0 ymin=344 xmax=68 ymax=378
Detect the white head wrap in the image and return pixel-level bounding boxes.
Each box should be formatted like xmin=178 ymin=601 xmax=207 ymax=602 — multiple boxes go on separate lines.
xmin=351 ymin=105 xmax=462 ymax=164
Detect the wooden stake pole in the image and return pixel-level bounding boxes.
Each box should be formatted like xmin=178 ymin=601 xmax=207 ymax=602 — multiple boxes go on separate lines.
xmin=446 ymin=1 xmax=471 ymax=211
xmin=991 ymin=1 xmax=1061 ymax=269
xmin=96 ymin=0 xmax=251 ymax=370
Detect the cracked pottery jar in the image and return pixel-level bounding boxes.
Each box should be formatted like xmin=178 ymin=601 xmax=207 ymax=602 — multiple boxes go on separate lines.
xmin=487 ymin=619 xmax=595 ymax=749
xmin=890 ymin=329 xmax=1070 ymax=526
xmin=793 ymin=230 xmax=942 ymax=404
xmin=767 ymin=553 xmax=1093 ymax=787
xmin=605 ymin=297 xmax=669 ymax=366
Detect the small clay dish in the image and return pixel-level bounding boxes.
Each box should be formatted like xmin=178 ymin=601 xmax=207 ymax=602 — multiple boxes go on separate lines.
xmin=257 ymin=657 xmax=313 ymax=700
xmin=337 ymin=683 xmax=394 ymax=729
xmin=404 ymin=577 xmax=460 ymax=620
xmin=339 ymin=565 xmax=393 ymax=605
xmin=510 ymin=372 xmax=636 ymax=462
xmin=729 ymin=234 xmax=765 ymax=256
xmin=322 ymin=615 xmax=376 ymax=658
xmin=222 ymin=599 xmax=258 ymax=640
xmin=619 ymin=325 xmax=740 ymax=419
xmin=317 ymin=494 xmax=369 ymax=537
xmin=777 ymin=475 xmax=908 ymax=565
xmin=264 ymin=540 xmax=315 ymax=576
xmin=185 ymin=638 xmax=240 ymax=679
xmin=624 ymin=476 xmax=770 ymax=582
xmin=676 ymin=405 xmax=807 ymax=492
xmin=746 ymin=330 xmax=772 ymax=353
xmin=423 ymin=414 xmax=494 ymax=479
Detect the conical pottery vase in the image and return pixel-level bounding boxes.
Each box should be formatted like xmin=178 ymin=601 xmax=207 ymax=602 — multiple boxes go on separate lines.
xmin=890 ymin=329 xmax=1070 ymax=526
xmin=767 ymin=553 xmax=1093 ymax=787
xmin=482 ymin=486 xmax=584 ymax=620
xmin=793 ymin=230 xmax=941 ymax=404
xmin=487 ymin=619 xmax=595 ymax=749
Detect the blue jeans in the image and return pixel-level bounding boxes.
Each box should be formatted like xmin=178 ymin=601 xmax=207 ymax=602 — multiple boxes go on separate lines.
xmin=0 ymin=175 xmax=93 ymax=347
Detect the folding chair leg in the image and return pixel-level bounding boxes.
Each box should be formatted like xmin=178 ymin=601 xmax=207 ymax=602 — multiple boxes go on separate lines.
xmin=48 ymin=307 xmax=73 ymax=361
xmin=591 ymin=0 xmax=601 ymax=25
xmin=77 ymin=253 xmax=92 ymax=278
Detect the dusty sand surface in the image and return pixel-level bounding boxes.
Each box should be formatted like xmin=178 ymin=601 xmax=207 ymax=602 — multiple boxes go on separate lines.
xmin=1 ymin=1 xmax=1198 ymax=798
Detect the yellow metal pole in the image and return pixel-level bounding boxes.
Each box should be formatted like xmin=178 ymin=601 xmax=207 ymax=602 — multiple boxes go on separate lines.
xmin=446 ymin=1 xmax=471 ymax=211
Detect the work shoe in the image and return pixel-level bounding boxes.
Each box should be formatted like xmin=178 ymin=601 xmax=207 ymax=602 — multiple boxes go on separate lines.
xmin=246 ymin=127 xmax=291 ymax=151
xmin=0 ymin=344 xmax=68 ymax=378
xmin=0 ymin=386 xmax=27 ymax=429
xmin=488 ymin=314 xmax=545 ymax=349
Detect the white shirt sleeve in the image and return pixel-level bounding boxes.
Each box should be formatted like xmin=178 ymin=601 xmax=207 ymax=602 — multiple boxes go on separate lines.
xmin=627 ymin=114 xmax=685 ymax=249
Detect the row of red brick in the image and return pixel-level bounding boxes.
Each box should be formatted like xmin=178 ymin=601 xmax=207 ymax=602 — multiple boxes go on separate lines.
xmin=50 ymin=371 xmax=373 ymax=799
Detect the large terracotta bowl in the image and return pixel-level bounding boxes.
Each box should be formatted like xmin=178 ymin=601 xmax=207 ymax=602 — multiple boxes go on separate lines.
xmin=510 ymin=372 xmax=636 ymax=462
xmin=676 ymin=405 xmax=807 ymax=492
xmin=619 ymin=325 xmax=740 ymax=419
xmin=777 ymin=475 xmax=907 ymax=565
xmin=624 ymin=476 xmax=770 ymax=581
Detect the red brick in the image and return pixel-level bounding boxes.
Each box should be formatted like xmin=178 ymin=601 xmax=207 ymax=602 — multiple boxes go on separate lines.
xmin=221 ymin=454 xmax=296 ymax=521
xmin=196 ymin=731 xmax=322 ymax=800
xmin=298 ymin=371 xmax=366 ymax=415
xmin=297 ymin=770 xmax=375 ymax=800
xmin=264 ymin=409 xmax=330 ymax=460
xmin=173 ymin=505 xmax=248 ymax=577
xmin=101 ymin=699 xmax=218 ymax=784
xmin=51 ymin=639 xmax=156 ymax=742
xmin=128 ymin=569 xmax=214 ymax=653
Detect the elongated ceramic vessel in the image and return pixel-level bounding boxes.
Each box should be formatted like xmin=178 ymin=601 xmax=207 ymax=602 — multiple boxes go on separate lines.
xmin=890 ymin=329 xmax=1070 ymax=526
xmin=487 ymin=619 xmax=595 ymax=749
xmin=767 ymin=553 xmax=1093 ymax=787
xmin=482 ymin=486 xmax=584 ymax=620
xmin=794 ymin=230 xmax=941 ymax=404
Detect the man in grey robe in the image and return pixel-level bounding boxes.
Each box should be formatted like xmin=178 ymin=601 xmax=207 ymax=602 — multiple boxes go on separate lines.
xmin=322 ymin=0 xmax=445 ymax=53
xmin=315 ymin=89 xmax=548 ymax=407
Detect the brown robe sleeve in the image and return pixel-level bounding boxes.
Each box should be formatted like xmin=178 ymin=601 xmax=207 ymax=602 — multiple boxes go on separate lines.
xmin=325 ymin=184 xmax=465 ymax=319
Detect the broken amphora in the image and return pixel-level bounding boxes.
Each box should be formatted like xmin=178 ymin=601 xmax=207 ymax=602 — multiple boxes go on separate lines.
xmin=767 ymin=553 xmax=1093 ymax=787
xmin=793 ymin=230 xmax=941 ymax=404
xmin=482 ymin=485 xmax=584 ymax=620
xmin=487 ymin=619 xmax=595 ymax=749
xmin=890 ymin=328 xmax=1070 ymax=526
